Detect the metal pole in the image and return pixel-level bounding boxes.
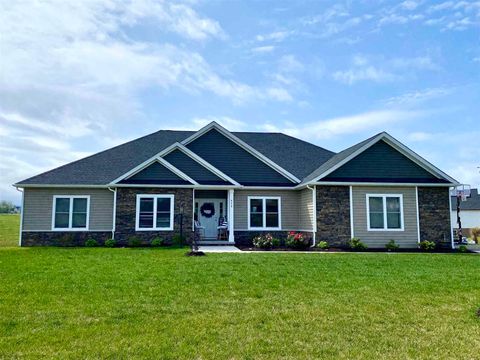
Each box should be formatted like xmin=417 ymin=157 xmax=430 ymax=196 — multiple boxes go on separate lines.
xmin=456 ymin=195 xmax=463 ymax=243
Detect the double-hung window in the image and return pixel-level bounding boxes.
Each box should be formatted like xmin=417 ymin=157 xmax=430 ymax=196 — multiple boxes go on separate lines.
xmin=248 ymin=196 xmax=281 ymax=230
xmin=52 ymin=195 xmax=90 ymax=230
xmin=136 ymin=194 xmax=174 ymax=231
xmin=366 ymin=194 xmax=404 ymax=231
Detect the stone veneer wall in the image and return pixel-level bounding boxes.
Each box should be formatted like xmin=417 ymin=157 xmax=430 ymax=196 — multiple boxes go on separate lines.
xmin=21 ymin=231 xmax=111 ymax=246
xmin=316 ymin=185 xmax=351 ymax=247
xmin=234 ymin=231 xmax=313 ymax=247
xmin=418 ymin=187 xmax=451 ymax=247
xmin=115 ymin=187 xmax=194 ymax=245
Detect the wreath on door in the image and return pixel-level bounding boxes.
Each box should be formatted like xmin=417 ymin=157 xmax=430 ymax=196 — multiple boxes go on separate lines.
xmin=200 ymin=202 xmax=215 ymax=218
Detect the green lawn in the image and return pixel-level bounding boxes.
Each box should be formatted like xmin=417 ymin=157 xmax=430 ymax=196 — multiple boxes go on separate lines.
xmin=0 ymin=215 xmax=479 ymax=359
xmin=0 ymin=214 xmax=19 ymax=247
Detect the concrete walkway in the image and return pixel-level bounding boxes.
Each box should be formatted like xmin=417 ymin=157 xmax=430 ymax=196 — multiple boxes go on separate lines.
xmin=198 ymin=245 xmax=242 ymax=253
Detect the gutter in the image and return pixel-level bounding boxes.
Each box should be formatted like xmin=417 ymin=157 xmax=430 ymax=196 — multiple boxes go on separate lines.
xmin=108 ymin=187 xmax=117 ymax=240
xmin=307 ymin=185 xmax=316 ymax=247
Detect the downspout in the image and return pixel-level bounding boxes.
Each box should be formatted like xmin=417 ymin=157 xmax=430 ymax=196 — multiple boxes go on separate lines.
xmin=448 ymin=186 xmax=454 ymax=249
xmin=15 ymin=187 xmax=24 ymax=247
xmin=307 ymin=185 xmax=316 ymax=247
xmin=108 ymin=187 xmax=117 ymax=240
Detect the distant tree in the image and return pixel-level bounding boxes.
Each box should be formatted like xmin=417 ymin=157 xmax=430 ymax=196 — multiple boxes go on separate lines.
xmin=0 ymin=201 xmax=16 ymax=214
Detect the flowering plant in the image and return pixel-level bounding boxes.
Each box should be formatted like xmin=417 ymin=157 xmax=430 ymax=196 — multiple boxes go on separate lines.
xmin=285 ymin=231 xmax=309 ymax=249
xmin=252 ymin=233 xmax=280 ymax=249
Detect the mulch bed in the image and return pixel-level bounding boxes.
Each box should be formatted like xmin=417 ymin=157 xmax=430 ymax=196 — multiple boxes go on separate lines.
xmin=237 ymin=246 xmax=468 ymax=253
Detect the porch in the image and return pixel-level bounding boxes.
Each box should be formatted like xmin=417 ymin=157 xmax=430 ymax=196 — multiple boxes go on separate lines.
xmin=194 ymin=189 xmax=234 ymax=244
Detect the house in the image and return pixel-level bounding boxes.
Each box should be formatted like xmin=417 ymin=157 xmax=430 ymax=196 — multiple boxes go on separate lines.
xmin=451 ymin=189 xmax=480 ymax=238
xmin=14 ymin=121 xmax=459 ymax=248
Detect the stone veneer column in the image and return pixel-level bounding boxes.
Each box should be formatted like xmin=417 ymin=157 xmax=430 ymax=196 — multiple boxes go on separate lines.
xmin=417 ymin=187 xmax=451 ymax=248
xmin=316 ymin=185 xmax=351 ymax=247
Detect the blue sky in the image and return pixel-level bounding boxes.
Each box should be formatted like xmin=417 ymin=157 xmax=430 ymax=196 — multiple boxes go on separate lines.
xmin=1 ymin=0 xmax=479 ymax=203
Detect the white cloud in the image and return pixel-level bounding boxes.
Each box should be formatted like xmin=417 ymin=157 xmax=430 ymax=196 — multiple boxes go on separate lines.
xmin=333 ymin=66 xmax=397 ymax=84
xmin=260 ymin=109 xmax=421 ymax=140
xmin=400 ymin=1 xmax=420 ymax=10
xmin=391 ymin=56 xmax=440 ymax=71
xmin=384 ymin=87 xmax=452 ymax=106
xmin=255 ymin=31 xmax=294 ymax=42
xmin=407 ymin=131 xmax=434 ymax=141
xmin=0 ymin=0 xmax=300 ymax=203
xmin=251 ymin=45 xmax=275 ymax=54
xmin=278 ymin=55 xmax=304 ymax=73
xmin=333 ymin=54 xmax=440 ymax=85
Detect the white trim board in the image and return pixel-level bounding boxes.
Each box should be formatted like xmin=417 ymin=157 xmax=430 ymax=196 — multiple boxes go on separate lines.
xmin=307 ymin=132 xmax=459 ymax=185
xmin=51 ymin=195 xmax=90 ymax=231
xmin=415 ymin=186 xmax=421 ymax=244
xmin=180 ymin=121 xmax=301 ymax=183
xmin=247 ymin=196 xmax=282 ymax=230
xmin=365 ymin=193 xmax=405 ymax=232
xmin=309 ymin=182 xmax=455 ymax=187
xmin=135 ymin=194 xmax=175 ymax=231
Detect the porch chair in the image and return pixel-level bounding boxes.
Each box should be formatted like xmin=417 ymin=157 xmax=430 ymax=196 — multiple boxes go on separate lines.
xmin=217 ymin=216 xmax=228 ymax=240
xmin=194 ymin=220 xmax=206 ymax=240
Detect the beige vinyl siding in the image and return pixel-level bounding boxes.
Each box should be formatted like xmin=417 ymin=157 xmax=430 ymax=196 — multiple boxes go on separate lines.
xmin=234 ymin=190 xmax=308 ymax=230
xmin=352 ymin=186 xmax=418 ymax=248
xmin=298 ymin=188 xmax=314 ymax=230
xmin=23 ymin=188 xmax=114 ymax=231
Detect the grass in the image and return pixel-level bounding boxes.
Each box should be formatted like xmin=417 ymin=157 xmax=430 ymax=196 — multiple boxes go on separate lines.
xmin=0 ymin=214 xmax=19 ymax=247
xmin=0 ymin=215 xmax=479 ymax=359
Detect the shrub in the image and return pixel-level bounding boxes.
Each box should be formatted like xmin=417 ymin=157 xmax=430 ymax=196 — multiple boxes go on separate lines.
xmin=151 ymin=237 xmax=164 ymax=247
xmin=419 ymin=240 xmax=436 ymax=251
xmin=172 ymin=234 xmax=185 ymax=247
xmin=252 ymin=233 xmax=280 ymax=249
xmin=104 ymin=238 xmax=116 ymax=248
xmin=85 ymin=238 xmax=98 ymax=247
xmin=348 ymin=237 xmax=367 ymax=251
xmin=316 ymin=241 xmax=329 ymax=250
xmin=385 ymin=239 xmax=399 ymax=251
xmin=128 ymin=236 xmax=142 ymax=247
xmin=458 ymin=245 xmax=468 ymax=253
xmin=471 ymin=227 xmax=480 ymax=243
xmin=285 ymin=231 xmax=309 ymax=249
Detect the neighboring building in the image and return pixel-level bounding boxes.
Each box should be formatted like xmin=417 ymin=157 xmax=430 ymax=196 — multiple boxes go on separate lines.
xmin=14 ymin=122 xmax=458 ymax=248
xmin=451 ymin=189 xmax=480 ymax=237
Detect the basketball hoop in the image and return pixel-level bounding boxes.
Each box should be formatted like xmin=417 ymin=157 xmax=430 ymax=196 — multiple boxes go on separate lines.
xmin=453 ymin=184 xmax=471 ymax=201
xmin=453 ymin=184 xmax=471 ymax=244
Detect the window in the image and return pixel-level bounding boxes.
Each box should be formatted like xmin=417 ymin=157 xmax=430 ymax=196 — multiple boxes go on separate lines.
xmin=52 ymin=196 xmax=90 ymax=230
xmin=248 ymin=196 xmax=281 ymax=230
xmin=366 ymin=194 xmax=404 ymax=231
xmin=136 ymin=194 xmax=174 ymax=231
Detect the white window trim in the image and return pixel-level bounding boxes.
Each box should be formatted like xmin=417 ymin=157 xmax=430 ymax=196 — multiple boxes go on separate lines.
xmin=247 ymin=196 xmax=281 ymax=230
xmin=366 ymin=194 xmax=404 ymax=231
xmin=135 ymin=194 xmax=174 ymax=231
xmin=51 ymin=195 xmax=90 ymax=231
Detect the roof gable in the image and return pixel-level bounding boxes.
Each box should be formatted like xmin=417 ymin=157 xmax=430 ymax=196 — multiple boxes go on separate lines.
xmin=323 ymin=140 xmax=449 ymax=183
xmin=163 ymin=149 xmax=232 ymax=185
xmin=120 ymin=160 xmax=192 ymax=185
xmin=185 ymin=128 xmax=296 ymax=186
xmin=303 ymin=132 xmax=458 ymax=185
xmin=182 ymin=122 xmax=300 ymax=183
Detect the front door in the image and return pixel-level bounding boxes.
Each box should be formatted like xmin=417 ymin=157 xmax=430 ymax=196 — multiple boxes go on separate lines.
xmin=196 ymin=198 xmax=227 ymax=238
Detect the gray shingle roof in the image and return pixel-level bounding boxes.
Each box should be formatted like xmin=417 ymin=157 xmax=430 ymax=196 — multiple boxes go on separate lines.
xmin=451 ymin=189 xmax=480 ymax=210
xmin=15 ymin=129 xmax=335 ymax=185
